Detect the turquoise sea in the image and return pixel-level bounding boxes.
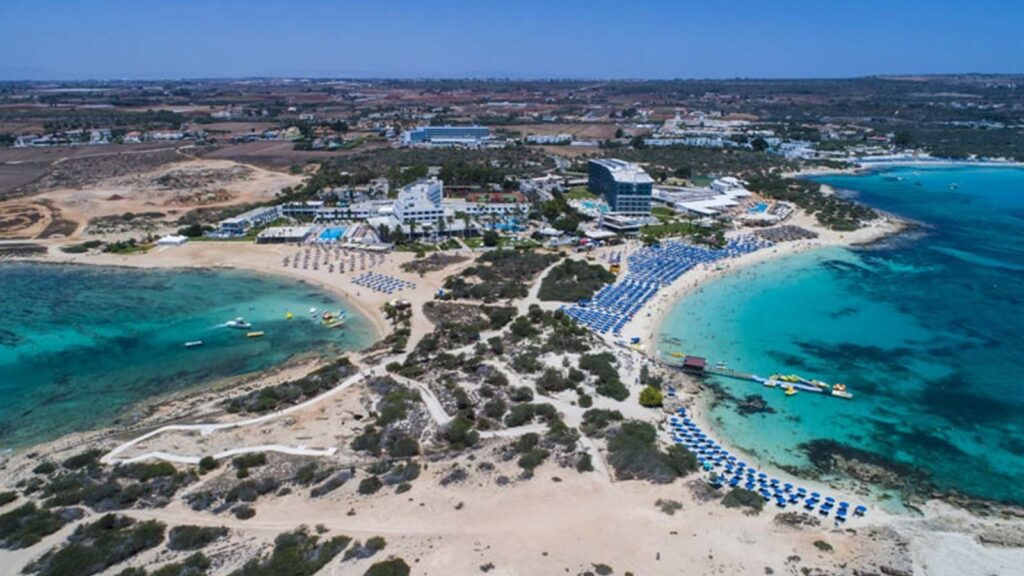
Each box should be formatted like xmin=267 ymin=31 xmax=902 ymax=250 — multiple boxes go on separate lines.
xmin=0 ymin=264 xmax=375 ymax=448
xmin=658 ymin=165 xmax=1024 ymax=506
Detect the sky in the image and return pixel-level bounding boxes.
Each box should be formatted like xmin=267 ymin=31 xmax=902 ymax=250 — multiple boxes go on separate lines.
xmin=0 ymin=0 xmax=1021 ymax=80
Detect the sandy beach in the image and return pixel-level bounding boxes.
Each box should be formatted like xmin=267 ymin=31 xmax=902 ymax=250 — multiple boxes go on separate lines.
xmin=624 ymin=209 xmax=906 ymax=358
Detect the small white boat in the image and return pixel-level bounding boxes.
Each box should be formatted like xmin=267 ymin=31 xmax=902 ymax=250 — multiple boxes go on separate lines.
xmin=184 ymin=340 xmax=204 ymax=348
xmin=225 ymin=317 xmax=252 ymax=329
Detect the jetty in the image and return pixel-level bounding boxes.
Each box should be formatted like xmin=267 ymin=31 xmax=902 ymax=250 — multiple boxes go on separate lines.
xmin=661 ymin=355 xmax=854 ymax=400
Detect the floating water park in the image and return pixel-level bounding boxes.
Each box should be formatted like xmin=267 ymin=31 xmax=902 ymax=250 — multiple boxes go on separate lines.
xmin=662 ymin=356 xmax=855 ymax=401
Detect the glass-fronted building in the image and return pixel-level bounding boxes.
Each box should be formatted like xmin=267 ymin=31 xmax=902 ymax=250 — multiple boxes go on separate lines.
xmin=587 ymin=159 xmax=654 ymax=215
xmin=401 ymin=125 xmax=490 ymax=146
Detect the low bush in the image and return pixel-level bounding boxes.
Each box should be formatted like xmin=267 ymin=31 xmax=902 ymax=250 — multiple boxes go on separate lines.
xmin=362 ymin=558 xmax=410 ymax=576
xmin=62 ymin=450 xmax=102 ymax=471
xmin=656 ymin=498 xmax=683 ymax=515
xmin=358 ymin=476 xmax=383 ymax=495
xmin=32 ymin=462 xmax=57 ymax=475
xmin=443 ymin=417 xmax=479 ymax=450
xmin=167 ymin=525 xmax=228 ymax=551
xmin=721 ymin=488 xmax=764 ymax=513
xmin=0 ymin=502 xmax=69 ymax=549
xmin=580 ymin=409 xmax=623 ymax=437
xmin=227 ymin=528 xmax=350 ymax=576
xmin=25 ymin=514 xmax=165 ymax=576
xmin=537 ymin=259 xmax=615 ymax=302
xmin=606 ymin=421 xmax=694 ymax=483
xmin=232 ymin=505 xmax=256 ymax=520
xmin=148 ymin=552 xmax=210 ymax=576
xmin=638 ymin=386 xmax=664 ymax=408
xmin=197 ymin=457 xmax=218 ymax=474
xmin=310 ymin=472 xmax=353 ymax=498
xmin=231 ymin=453 xmax=267 ymax=470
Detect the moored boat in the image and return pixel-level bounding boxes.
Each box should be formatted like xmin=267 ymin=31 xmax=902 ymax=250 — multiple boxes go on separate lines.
xmin=184 ymin=340 xmax=204 ymax=348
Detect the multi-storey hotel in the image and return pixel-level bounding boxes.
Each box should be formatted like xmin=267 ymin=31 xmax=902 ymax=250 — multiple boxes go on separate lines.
xmin=587 ymin=159 xmax=654 ymax=215
xmin=400 ymin=125 xmax=490 ymax=146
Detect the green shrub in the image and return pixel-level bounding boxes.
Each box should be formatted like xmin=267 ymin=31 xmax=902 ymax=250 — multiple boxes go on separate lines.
xmin=62 ymin=450 xmax=102 ymax=470
xmin=638 ymin=386 xmax=664 ymax=407
xmin=167 ymin=525 xmax=228 ymax=551
xmin=596 ymin=378 xmax=630 ymax=401
xmin=504 ymin=404 xmax=536 ymax=427
xmin=232 ymin=505 xmax=256 ymax=520
xmin=813 ymin=539 xmax=834 ymax=552
xmin=483 ymin=397 xmax=508 ymax=419
xmin=576 ymin=453 xmax=595 ymax=473
xmin=580 ymin=409 xmax=623 ymax=437
xmin=606 ymin=421 xmax=690 ymax=483
xmin=32 ymin=462 xmax=57 ymax=475
xmin=231 ymin=453 xmax=267 ymax=470
xmin=0 ymin=492 xmax=16 ymax=506
xmin=121 ymin=462 xmax=177 ymax=482
xmin=26 ymin=514 xmax=165 ymax=576
xmin=358 ymin=476 xmax=383 ymax=495
xmin=721 ymin=488 xmax=764 ymax=513
xmin=537 ymin=259 xmax=616 ymax=302
xmin=227 ymin=529 xmax=350 ymax=576
xmin=362 ymin=558 xmax=410 ymax=576
xmin=509 ymin=386 xmax=534 ymax=402
xmin=656 ymin=498 xmax=683 ymax=515
xmin=365 ymin=536 xmax=386 ymax=552
xmin=536 ymin=368 xmax=572 ymax=394
xmin=198 ymin=457 xmax=218 ymax=474
xmin=664 ymin=445 xmax=699 ymax=476
xmin=517 ymin=448 xmax=550 ymax=472
xmin=443 ymin=417 xmax=479 ymax=450
xmin=150 ymin=552 xmax=210 ymax=576
xmin=386 ymin=432 xmax=421 ymax=458
xmin=0 ymin=502 xmax=67 ymax=549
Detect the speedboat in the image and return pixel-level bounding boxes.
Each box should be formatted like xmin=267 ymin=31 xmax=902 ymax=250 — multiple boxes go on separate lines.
xmin=225 ymin=317 xmax=252 ymax=329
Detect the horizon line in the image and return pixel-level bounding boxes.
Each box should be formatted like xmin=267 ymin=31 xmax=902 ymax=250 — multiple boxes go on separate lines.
xmin=1 ymin=72 xmax=1022 ymax=84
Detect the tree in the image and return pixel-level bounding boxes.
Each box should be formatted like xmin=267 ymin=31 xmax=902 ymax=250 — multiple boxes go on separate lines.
xmin=614 ymin=127 xmax=625 ymax=139
xmin=482 ymin=230 xmax=500 ymax=247
xmin=894 ymin=131 xmax=914 ymax=147
xmin=751 ymin=137 xmax=769 ymax=152
xmin=638 ymin=386 xmax=664 ymax=408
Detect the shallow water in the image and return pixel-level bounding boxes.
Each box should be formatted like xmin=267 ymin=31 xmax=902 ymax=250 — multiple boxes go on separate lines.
xmin=0 ymin=263 xmax=375 ymax=448
xmin=657 ymin=165 xmax=1024 ymax=505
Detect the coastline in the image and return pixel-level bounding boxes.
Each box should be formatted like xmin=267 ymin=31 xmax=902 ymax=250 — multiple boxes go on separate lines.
xmin=626 ymin=208 xmax=906 ymax=359
xmin=27 ymin=242 xmax=390 ymax=342
xmin=0 ymin=246 xmax=387 ymax=454
xmin=0 ymin=240 xmax=469 ymax=453
xmin=616 ymin=208 xmax=908 ymax=516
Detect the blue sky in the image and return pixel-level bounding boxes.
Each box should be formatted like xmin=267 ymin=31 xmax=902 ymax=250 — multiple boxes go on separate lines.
xmin=1 ymin=0 xmax=1021 ymax=80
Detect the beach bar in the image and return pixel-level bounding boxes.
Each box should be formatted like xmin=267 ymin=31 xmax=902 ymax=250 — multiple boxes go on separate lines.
xmin=682 ymin=356 xmax=707 ymax=374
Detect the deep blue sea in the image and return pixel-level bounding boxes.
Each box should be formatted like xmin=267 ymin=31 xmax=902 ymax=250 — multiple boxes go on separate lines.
xmin=657 ymin=165 xmax=1024 ymax=506
xmin=0 ymin=264 xmax=375 ymax=448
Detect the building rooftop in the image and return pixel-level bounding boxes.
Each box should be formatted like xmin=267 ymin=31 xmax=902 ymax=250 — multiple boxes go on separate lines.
xmin=590 ymin=158 xmax=654 ymax=184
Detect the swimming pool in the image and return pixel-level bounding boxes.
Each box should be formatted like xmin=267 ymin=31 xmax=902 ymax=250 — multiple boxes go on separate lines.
xmin=580 ymin=200 xmax=609 ymax=214
xmin=748 ymin=202 xmax=768 ymax=214
xmin=319 ymin=227 xmax=347 ymax=240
